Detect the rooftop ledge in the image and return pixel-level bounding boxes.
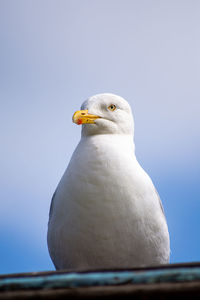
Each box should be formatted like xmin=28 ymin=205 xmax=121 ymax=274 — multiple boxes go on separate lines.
xmin=1 ymin=263 xmax=200 ymax=299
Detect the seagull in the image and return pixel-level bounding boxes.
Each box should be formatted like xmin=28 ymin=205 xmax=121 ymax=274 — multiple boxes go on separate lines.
xmin=47 ymin=93 xmax=170 ymax=270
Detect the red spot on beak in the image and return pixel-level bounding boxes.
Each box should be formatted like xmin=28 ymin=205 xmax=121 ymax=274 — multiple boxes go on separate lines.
xmin=77 ymin=119 xmax=82 ymax=125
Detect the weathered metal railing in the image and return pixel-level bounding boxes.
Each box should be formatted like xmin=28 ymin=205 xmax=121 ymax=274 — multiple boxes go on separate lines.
xmin=1 ymin=263 xmax=200 ymax=299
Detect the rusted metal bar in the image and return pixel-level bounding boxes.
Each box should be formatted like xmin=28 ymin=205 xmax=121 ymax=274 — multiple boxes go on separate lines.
xmin=0 ymin=263 xmax=200 ymax=299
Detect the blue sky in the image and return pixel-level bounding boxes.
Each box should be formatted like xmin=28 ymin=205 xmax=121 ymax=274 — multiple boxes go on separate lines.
xmin=0 ymin=0 xmax=200 ymax=274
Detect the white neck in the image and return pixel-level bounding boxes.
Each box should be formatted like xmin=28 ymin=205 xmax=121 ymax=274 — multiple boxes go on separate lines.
xmin=81 ymin=133 xmax=136 ymax=156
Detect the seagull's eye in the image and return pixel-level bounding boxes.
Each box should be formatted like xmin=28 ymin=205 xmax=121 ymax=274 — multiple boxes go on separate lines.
xmin=108 ymin=104 xmax=116 ymax=111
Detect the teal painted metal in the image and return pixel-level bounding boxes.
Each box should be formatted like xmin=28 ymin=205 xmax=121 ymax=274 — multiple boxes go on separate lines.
xmin=1 ymin=267 xmax=200 ymax=291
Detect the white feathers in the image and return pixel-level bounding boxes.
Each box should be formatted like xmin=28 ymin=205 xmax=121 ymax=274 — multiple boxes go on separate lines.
xmin=47 ymin=93 xmax=170 ymax=270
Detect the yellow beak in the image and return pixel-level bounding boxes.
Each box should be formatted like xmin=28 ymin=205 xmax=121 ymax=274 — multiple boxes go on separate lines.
xmin=72 ymin=110 xmax=101 ymax=125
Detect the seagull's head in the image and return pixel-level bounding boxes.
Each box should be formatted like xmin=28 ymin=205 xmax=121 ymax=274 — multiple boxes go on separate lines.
xmin=73 ymin=93 xmax=134 ymax=137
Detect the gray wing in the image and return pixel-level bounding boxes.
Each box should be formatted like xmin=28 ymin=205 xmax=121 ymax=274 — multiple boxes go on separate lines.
xmin=49 ymin=189 xmax=57 ymax=220
xmin=154 ymin=188 xmax=166 ymax=219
